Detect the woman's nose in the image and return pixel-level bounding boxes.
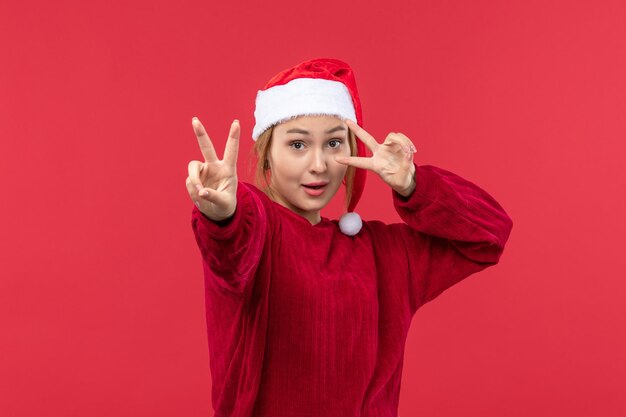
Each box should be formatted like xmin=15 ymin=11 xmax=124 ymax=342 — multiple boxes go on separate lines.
xmin=309 ymin=150 xmax=327 ymax=173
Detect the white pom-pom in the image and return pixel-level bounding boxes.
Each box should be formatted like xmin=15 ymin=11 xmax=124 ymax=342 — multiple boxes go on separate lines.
xmin=339 ymin=212 xmax=362 ymax=236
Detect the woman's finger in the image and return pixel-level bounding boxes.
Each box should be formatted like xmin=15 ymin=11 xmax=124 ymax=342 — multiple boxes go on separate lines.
xmin=187 ymin=173 xmax=219 ymax=204
xmin=393 ymin=132 xmax=417 ymax=152
xmin=334 ymin=155 xmax=374 ymax=171
xmin=192 ymin=117 xmax=219 ymax=163
xmin=188 ymin=160 xmax=205 ymax=191
xmin=198 ymin=187 xmax=235 ymax=219
xmin=197 ymin=186 xmax=221 ymax=203
xmin=185 ymin=176 xmax=202 ymax=206
xmin=186 ymin=176 xmax=220 ymax=209
xmin=383 ymin=134 xmax=416 ymax=159
xmin=345 ymin=119 xmax=379 ymax=152
xmin=222 ymin=119 xmax=240 ymax=168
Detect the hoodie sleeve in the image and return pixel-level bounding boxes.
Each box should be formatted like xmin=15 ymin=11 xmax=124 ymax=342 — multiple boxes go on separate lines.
xmin=191 ymin=181 xmax=269 ymax=298
xmin=391 ymin=163 xmax=513 ymax=314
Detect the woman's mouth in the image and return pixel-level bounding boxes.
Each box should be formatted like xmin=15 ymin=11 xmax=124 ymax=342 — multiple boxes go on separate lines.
xmin=302 ymin=183 xmax=328 ymax=196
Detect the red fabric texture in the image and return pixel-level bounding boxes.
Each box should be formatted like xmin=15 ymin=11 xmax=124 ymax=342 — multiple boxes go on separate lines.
xmin=191 ymin=163 xmax=513 ymax=417
xmin=260 ymin=57 xmax=367 ymax=213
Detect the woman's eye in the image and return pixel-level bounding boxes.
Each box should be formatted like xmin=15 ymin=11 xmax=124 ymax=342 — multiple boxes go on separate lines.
xmin=328 ymin=139 xmax=342 ymax=148
xmin=289 ymin=141 xmax=305 ymax=150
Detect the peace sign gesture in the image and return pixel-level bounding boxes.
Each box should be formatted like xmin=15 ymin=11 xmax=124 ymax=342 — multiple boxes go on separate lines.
xmin=185 ymin=117 xmax=240 ymax=221
xmin=335 ymin=120 xmax=417 ymax=197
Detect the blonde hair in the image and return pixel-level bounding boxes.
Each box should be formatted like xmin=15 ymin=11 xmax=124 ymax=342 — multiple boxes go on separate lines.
xmin=250 ymin=122 xmax=358 ymax=211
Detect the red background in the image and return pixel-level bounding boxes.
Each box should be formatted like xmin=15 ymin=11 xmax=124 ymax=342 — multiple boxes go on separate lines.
xmin=1 ymin=0 xmax=625 ymax=416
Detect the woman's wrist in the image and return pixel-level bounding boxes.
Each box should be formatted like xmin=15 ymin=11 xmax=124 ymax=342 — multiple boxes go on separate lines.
xmin=394 ymin=164 xmax=417 ymax=198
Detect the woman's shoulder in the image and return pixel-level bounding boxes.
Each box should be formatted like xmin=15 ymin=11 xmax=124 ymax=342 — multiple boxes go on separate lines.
xmin=361 ymin=217 xmax=404 ymax=233
xmin=359 ymin=216 xmax=419 ymax=248
xmin=240 ymin=181 xmax=270 ymax=200
xmin=239 ymin=181 xmax=275 ymax=211
xmin=237 ymin=181 xmax=279 ymax=223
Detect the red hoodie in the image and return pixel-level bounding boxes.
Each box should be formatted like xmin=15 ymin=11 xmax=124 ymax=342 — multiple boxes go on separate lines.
xmin=191 ymin=163 xmax=513 ymax=417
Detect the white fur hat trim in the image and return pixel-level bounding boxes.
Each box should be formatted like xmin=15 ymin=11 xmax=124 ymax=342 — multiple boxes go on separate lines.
xmin=252 ymin=78 xmax=357 ymax=140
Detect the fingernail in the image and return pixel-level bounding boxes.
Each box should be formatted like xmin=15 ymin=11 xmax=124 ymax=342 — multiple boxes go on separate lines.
xmin=195 ymin=184 xmax=202 ymax=191
xmin=192 ymin=116 xmax=198 ymax=121
xmin=195 ymin=201 xmax=200 ymax=208
xmin=234 ymin=119 xmax=239 ymax=123
xmin=203 ymin=190 xmax=208 ymax=196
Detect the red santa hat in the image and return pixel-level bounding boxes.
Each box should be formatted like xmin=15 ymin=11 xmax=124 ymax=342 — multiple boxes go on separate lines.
xmin=252 ymin=58 xmax=366 ymax=236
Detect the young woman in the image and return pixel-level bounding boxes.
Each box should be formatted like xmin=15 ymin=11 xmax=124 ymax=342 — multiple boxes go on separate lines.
xmin=186 ymin=58 xmax=513 ymax=417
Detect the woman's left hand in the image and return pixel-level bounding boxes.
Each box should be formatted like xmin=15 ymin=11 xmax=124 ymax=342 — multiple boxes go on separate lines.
xmin=335 ymin=119 xmax=417 ymax=197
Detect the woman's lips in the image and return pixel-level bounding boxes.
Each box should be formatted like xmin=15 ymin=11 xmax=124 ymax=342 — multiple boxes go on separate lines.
xmin=302 ymin=183 xmax=327 ymax=196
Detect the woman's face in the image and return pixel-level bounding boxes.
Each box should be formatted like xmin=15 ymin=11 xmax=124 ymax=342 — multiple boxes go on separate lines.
xmin=267 ymin=115 xmax=352 ymax=225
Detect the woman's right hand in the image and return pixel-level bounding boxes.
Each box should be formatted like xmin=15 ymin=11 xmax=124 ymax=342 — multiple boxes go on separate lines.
xmin=186 ymin=117 xmax=240 ymax=221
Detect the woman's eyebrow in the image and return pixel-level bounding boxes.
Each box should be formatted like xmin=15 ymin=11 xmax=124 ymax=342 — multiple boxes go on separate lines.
xmin=285 ymin=125 xmax=347 ymax=135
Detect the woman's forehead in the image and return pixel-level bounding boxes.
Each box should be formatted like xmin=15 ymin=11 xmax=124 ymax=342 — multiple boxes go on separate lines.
xmin=275 ymin=114 xmax=346 ymax=134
